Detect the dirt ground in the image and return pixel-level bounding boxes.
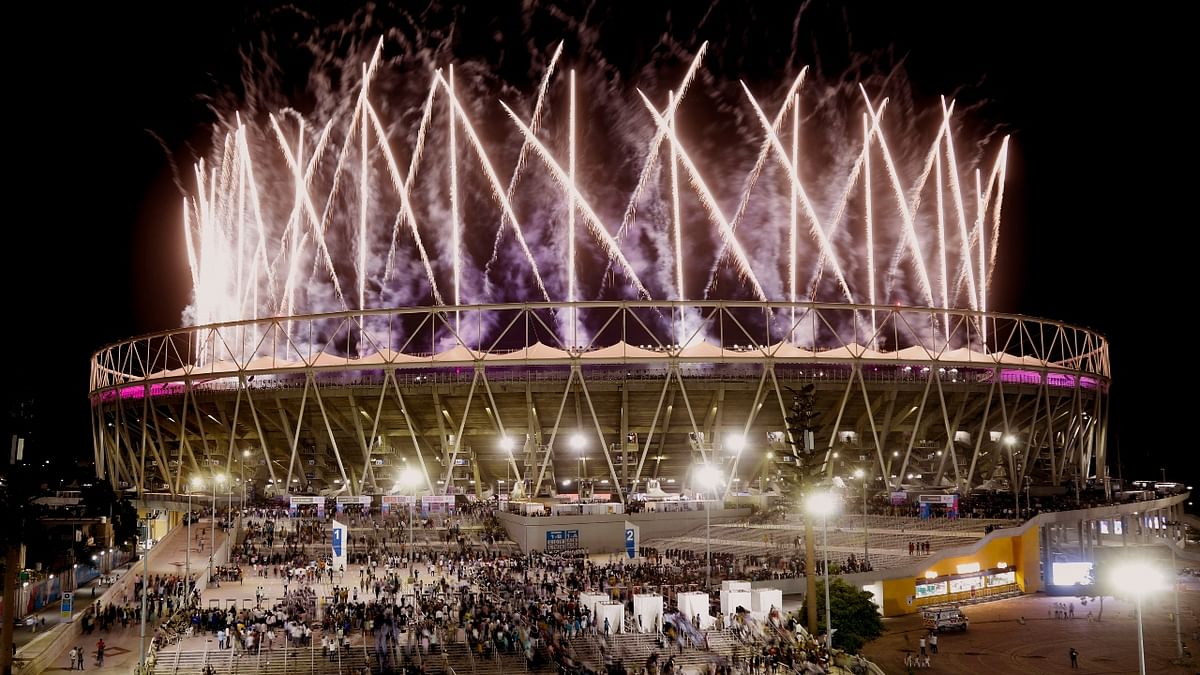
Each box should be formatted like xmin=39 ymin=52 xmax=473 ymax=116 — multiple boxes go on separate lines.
xmin=860 ymin=587 xmax=1200 ymax=674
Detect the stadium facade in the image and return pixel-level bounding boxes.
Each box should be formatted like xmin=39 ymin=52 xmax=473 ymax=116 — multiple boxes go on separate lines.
xmin=89 ymin=300 xmax=1109 ymax=504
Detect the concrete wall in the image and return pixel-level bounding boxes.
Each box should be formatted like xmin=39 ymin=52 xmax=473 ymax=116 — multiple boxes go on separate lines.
xmin=497 ymin=507 xmax=751 ymax=554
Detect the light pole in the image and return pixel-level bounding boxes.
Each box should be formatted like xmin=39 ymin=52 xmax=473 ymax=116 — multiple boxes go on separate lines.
xmin=241 ymin=450 xmax=250 ymax=514
xmin=211 ymin=472 xmax=225 ymax=583
xmin=855 ymin=469 xmax=869 ymax=567
xmin=696 ymin=464 xmax=722 ymax=589
xmin=187 ymin=476 xmax=202 ymax=604
xmin=807 ymin=491 xmax=837 ymax=649
xmin=500 ymin=437 xmax=516 ymax=494
xmin=1171 ymin=545 xmax=1183 ymax=661
xmin=1110 ymin=560 xmax=1166 ymax=675
xmin=571 ymin=434 xmax=586 ymax=494
xmin=1003 ymin=434 xmax=1019 ymax=516
xmin=139 ymin=511 xmax=159 ymax=673
xmin=399 ymin=468 xmax=420 ymax=569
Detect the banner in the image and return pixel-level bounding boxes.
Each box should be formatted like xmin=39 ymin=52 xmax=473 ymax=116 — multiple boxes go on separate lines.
xmin=61 ymin=592 xmax=73 ymax=621
xmin=290 ymin=495 xmax=326 ymax=518
xmin=624 ymin=521 xmax=639 ymax=559
xmin=336 ymin=495 xmax=372 ymax=513
xmin=422 ymin=495 xmax=456 ymax=513
xmin=545 ymin=529 xmax=580 ymax=552
xmin=331 ymin=520 xmax=348 ymax=571
xmin=381 ymin=495 xmax=415 ymax=515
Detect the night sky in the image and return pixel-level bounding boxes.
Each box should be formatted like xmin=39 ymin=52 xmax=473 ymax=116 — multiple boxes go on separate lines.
xmin=3 ymin=1 xmax=1191 ymax=490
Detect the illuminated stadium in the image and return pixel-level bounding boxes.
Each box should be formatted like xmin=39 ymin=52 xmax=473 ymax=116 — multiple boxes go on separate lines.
xmin=88 ymin=43 xmax=1110 ymax=504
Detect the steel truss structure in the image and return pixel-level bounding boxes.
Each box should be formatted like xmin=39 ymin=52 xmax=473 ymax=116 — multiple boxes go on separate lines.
xmin=90 ymin=301 xmax=1109 ymax=502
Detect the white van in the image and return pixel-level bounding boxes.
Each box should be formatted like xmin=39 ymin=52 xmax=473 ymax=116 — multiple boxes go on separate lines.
xmin=921 ymin=604 xmax=968 ymax=632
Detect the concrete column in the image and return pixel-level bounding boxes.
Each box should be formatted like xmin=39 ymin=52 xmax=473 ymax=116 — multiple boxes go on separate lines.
xmin=1121 ymin=515 xmax=1128 ymax=547
xmin=1078 ymin=521 xmax=1085 ymax=558
xmin=1040 ymin=524 xmax=1052 ymax=584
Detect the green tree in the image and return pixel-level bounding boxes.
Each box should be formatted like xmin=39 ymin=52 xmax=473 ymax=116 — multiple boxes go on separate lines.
xmin=801 ymin=578 xmax=884 ymax=654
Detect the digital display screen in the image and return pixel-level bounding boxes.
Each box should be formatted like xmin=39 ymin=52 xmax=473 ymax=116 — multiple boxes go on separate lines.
xmin=986 ymin=571 xmax=1016 ymax=587
xmin=1051 ymin=562 xmax=1094 ymax=586
xmin=915 ymin=582 xmax=947 ymax=598
xmin=949 ymin=577 xmax=984 ymax=593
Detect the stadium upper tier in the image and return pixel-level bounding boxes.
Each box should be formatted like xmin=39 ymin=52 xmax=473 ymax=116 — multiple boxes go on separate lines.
xmin=89 ymin=302 xmax=1109 ymax=500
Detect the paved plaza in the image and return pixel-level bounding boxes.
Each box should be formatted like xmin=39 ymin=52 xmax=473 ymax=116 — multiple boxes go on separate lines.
xmin=861 ymin=588 xmax=1199 ymax=674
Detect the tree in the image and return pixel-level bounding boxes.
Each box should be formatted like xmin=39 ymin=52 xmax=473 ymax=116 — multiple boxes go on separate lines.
xmin=801 ymin=578 xmax=884 ymax=654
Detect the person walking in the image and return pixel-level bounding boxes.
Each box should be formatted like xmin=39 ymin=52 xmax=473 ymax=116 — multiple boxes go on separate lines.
xmin=68 ymin=647 xmax=78 ymax=671
xmin=918 ymin=636 xmax=927 ymax=657
xmin=1069 ymin=647 xmax=1079 ymax=668
xmin=95 ymin=639 xmax=106 ymax=667
xmin=929 ymin=633 xmax=938 ymax=654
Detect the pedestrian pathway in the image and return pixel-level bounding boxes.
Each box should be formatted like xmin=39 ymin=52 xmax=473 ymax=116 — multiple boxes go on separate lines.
xmin=14 ymin=518 xmax=230 ymax=675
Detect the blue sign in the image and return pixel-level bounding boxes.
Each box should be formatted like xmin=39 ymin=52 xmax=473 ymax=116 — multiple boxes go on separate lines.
xmin=545 ymin=529 xmax=580 ymax=552
xmin=61 ymin=592 xmax=73 ymax=620
xmin=332 ymin=527 xmax=343 ymax=557
xmin=625 ymin=528 xmax=636 ymax=559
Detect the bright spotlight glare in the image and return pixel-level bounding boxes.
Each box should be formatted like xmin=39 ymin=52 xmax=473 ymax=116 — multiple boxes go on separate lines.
xmin=500 ymin=437 xmax=515 ymax=452
xmin=696 ymin=464 xmax=722 ymax=489
xmin=726 ymin=434 xmax=746 ymax=452
xmin=399 ymin=467 xmax=421 ymax=488
xmin=807 ymin=491 xmax=836 ymax=516
xmin=570 ymin=434 xmax=585 ymax=451
xmin=1108 ymin=561 xmax=1166 ymax=596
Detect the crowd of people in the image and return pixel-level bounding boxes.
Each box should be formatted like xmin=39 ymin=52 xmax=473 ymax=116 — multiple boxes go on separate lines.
xmin=120 ymin=502 xmax=877 ymax=674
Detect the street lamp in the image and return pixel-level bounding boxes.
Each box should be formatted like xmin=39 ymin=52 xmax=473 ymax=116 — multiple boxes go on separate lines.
xmin=1003 ymin=434 xmax=1019 ymax=516
xmin=807 ymin=491 xmax=837 ymax=649
xmin=854 ymin=469 xmax=869 ymax=567
xmin=138 ymin=512 xmax=159 ymax=673
xmin=241 ymin=449 xmax=250 ymax=514
xmin=571 ymin=434 xmax=586 ymax=492
xmin=399 ymin=468 xmax=420 ymax=569
xmin=187 ymin=476 xmax=203 ymax=604
xmin=696 ymin=464 xmax=722 ymax=588
xmin=211 ymin=472 xmax=226 ymax=583
xmin=1109 ymin=560 xmax=1166 ymax=675
xmin=500 ymin=437 xmax=517 ymax=494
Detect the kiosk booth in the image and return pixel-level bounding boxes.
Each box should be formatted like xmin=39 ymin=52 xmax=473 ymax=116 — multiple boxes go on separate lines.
xmin=720 ymin=580 xmax=752 ymax=620
xmin=633 ymin=593 xmax=664 ymax=633
xmin=676 ymin=591 xmax=714 ymax=629
xmin=597 ymin=600 xmax=625 ymax=634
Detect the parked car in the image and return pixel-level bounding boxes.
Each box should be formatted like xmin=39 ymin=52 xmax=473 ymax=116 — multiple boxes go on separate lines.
xmin=922 ymin=604 xmax=968 ymax=632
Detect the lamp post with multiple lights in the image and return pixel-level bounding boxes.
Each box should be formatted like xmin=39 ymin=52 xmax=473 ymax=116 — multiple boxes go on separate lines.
xmin=187 ymin=476 xmax=202 ymax=603
xmin=1003 ymin=434 xmax=1019 ymax=516
xmin=210 ymin=473 xmax=225 ymax=583
xmin=571 ymin=433 xmax=586 ymax=493
xmin=399 ymin=468 xmax=420 ymax=568
xmin=1110 ymin=560 xmax=1166 ymax=675
xmin=138 ymin=511 xmax=161 ymax=673
xmin=501 ymin=437 xmax=517 ymax=495
xmin=854 ymin=468 xmax=869 ymax=567
xmin=807 ymin=491 xmax=837 ymax=649
xmin=696 ymin=464 xmax=722 ymax=589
